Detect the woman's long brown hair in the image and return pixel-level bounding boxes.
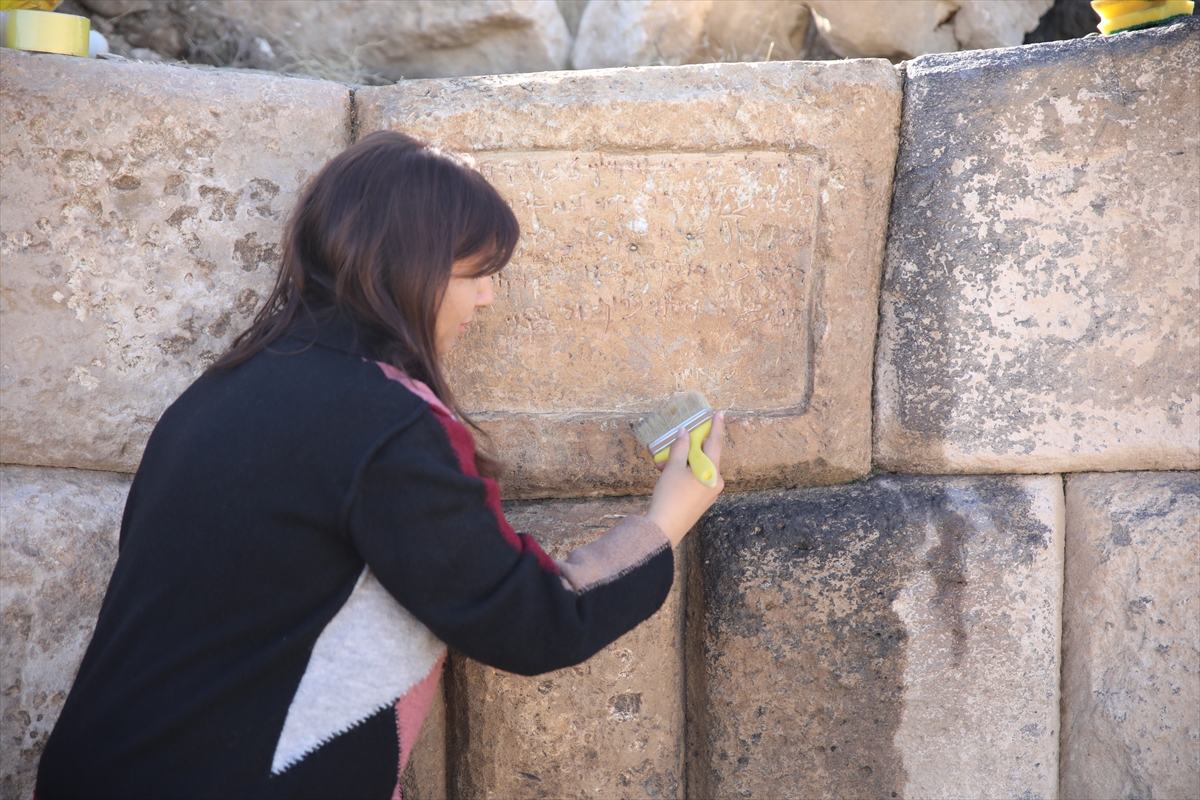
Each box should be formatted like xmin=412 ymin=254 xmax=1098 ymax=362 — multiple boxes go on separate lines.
xmin=212 ymin=131 xmax=518 ymax=477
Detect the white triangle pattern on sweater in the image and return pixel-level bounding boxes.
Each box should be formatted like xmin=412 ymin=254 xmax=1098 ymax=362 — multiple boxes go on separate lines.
xmin=270 ymin=567 xmax=446 ymax=774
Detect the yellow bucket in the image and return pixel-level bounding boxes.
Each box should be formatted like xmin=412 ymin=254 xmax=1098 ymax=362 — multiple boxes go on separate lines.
xmin=2 ymin=7 xmax=89 ymax=57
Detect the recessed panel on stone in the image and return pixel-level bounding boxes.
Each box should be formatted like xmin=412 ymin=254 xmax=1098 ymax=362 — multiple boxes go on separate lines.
xmin=0 ymin=50 xmax=350 ymax=473
xmin=876 ymin=19 xmax=1200 ymax=474
xmin=357 ymin=60 xmax=902 ymax=497
xmin=446 ymin=497 xmax=685 ymax=799
xmin=1061 ymin=471 xmax=1199 ymax=800
xmin=0 ymin=466 xmax=132 ymax=797
xmin=687 ymin=475 xmax=1063 ymax=799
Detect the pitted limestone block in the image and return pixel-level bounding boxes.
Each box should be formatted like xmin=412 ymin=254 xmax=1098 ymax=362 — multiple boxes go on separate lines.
xmin=0 ymin=50 xmax=349 ymax=473
xmin=687 ymin=475 xmax=1063 ymax=799
xmin=1061 ymin=472 xmax=1200 ymax=800
xmin=876 ymin=19 xmax=1200 ymax=474
xmin=0 ymin=466 xmax=131 ymax=799
xmin=446 ymin=496 xmax=684 ymax=799
xmin=357 ymin=60 xmax=902 ymax=498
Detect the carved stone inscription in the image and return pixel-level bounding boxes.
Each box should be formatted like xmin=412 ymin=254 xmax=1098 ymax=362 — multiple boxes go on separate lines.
xmin=446 ymin=151 xmax=823 ymax=414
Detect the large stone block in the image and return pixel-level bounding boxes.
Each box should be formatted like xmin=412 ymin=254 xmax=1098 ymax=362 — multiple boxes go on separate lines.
xmin=446 ymin=496 xmax=685 ymax=799
xmin=687 ymin=475 xmax=1063 ymax=799
xmin=1061 ymin=471 xmax=1200 ymax=800
xmin=357 ymin=60 xmax=902 ymax=498
xmin=0 ymin=50 xmax=350 ymax=473
xmin=876 ymin=19 xmax=1200 ymax=474
xmin=0 ymin=466 xmax=131 ymax=799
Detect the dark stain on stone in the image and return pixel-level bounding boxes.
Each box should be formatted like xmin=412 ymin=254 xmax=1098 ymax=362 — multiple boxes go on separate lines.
xmin=207 ymin=311 xmax=233 ymax=338
xmin=235 ymin=288 xmax=261 ymax=317
xmin=166 ymin=205 xmax=198 ymax=230
xmin=111 ymin=174 xmax=141 ymax=191
xmin=247 ymin=177 xmax=280 ymax=201
xmin=687 ymin=474 xmax=1056 ymax=798
xmin=686 ymin=479 xmax=917 ymax=799
xmin=928 ymin=510 xmax=970 ymax=665
xmin=247 ymin=177 xmax=281 ymax=218
xmin=609 ymin=692 xmax=642 ymax=721
xmin=233 ymin=232 xmax=280 ymax=272
xmin=166 ymin=206 xmax=201 ymax=253
xmin=199 ymin=185 xmax=241 ymax=222
xmin=160 ymin=317 xmax=200 ymax=356
xmin=163 ymin=174 xmax=189 ymax=198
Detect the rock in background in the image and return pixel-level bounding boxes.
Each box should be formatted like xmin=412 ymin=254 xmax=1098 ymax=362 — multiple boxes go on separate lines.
xmin=570 ymin=0 xmax=714 ymax=68
xmin=571 ymin=0 xmax=815 ymax=69
xmin=219 ymin=0 xmax=572 ymax=81
xmin=807 ymin=0 xmax=1053 ymax=60
xmin=1061 ymin=472 xmax=1200 ymax=800
xmin=64 ymin=0 xmax=1107 ymax=82
xmin=1024 ymin=0 xmax=1102 ymax=44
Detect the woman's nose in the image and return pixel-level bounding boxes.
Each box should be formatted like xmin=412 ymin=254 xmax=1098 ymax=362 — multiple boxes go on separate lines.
xmin=476 ymin=275 xmax=495 ymax=308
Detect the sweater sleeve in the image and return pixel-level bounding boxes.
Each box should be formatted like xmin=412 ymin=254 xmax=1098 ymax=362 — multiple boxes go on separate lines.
xmin=345 ymin=406 xmax=674 ymax=677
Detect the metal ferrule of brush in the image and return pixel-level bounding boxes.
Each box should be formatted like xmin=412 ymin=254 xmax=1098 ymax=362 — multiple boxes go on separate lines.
xmin=647 ymin=408 xmax=713 ymax=456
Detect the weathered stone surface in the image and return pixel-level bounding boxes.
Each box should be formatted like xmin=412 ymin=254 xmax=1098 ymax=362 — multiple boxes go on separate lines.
xmin=687 ymin=475 xmax=1063 ymax=799
xmin=0 ymin=466 xmax=131 ymax=799
xmin=571 ymin=0 xmax=713 ymax=69
xmin=1061 ymin=471 xmax=1200 ymax=800
xmin=808 ymin=0 xmax=1052 ymax=60
xmin=401 ymin=677 xmax=447 ymax=800
xmin=446 ymin=496 xmax=685 ymax=799
xmin=0 ymin=50 xmax=349 ymax=473
xmin=876 ymin=19 xmax=1200 ymax=474
xmin=221 ymin=0 xmax=571 ymax=81
xmin=358 ymin=60 xmax=902 ymax=498
xmin=701 ymin=0 xmax=811 ymax=64
xmin=571 ymin=0 xmax=813 ymax=68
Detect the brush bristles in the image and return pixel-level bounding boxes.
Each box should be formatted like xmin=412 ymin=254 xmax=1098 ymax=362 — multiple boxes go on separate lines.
xmin=635 ymin=390 xmax=714 ymax=453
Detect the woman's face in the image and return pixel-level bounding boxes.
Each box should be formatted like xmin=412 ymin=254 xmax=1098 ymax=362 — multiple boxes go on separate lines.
xmin=434 ymin=257 xmax=495 ymax=355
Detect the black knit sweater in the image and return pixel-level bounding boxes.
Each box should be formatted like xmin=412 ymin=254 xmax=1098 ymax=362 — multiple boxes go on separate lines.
xmin=37 ymin=314 xmax=674 ymax=799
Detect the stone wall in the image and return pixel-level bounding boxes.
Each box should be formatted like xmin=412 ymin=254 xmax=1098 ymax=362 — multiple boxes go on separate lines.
xmin=2 ymin=17 xmax=1197 ymax=800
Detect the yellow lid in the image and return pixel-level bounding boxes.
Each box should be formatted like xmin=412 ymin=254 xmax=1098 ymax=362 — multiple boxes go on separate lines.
xmin=1091 ymin=0 xmax=1195 ymax=34
xmin=0 ymin=1 xmax=63 ymax=10
xmin=2 ymin=8 xmax=89 ymax=57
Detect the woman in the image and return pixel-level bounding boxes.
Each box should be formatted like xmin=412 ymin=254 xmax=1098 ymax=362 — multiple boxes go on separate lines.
xmin=37 ymin=131 xmax=724 ymax=798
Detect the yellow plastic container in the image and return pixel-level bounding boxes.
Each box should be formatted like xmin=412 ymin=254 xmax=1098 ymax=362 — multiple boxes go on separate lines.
xmin=2 ymin=7 xmax=89 ymax=57
xmin=1091 ymin=0 xmax=1195 ymax=34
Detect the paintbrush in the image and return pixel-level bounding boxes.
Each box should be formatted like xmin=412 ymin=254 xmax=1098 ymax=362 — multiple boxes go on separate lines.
xmin=634 ymin=390 xmax=718 ymax=487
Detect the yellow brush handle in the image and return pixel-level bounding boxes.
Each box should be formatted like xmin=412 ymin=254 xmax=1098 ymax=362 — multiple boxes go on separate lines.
xmin=652 ymin=420 xmax=717 ymax=487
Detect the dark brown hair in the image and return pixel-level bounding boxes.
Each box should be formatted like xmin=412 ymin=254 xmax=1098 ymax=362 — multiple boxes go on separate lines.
xmin=213 ymin=130 xmax=518 ymax=476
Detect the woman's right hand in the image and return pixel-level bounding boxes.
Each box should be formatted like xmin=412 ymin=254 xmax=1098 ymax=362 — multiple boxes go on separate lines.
xmin=644 ymin=412 xmax=725 ymax=547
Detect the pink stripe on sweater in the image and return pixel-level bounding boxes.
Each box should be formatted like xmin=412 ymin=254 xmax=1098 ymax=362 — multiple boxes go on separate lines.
xmin=391 ymin=653 xmax=445 ymax=800
xmin=375 ymin=363 xmax=559 ymax=574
